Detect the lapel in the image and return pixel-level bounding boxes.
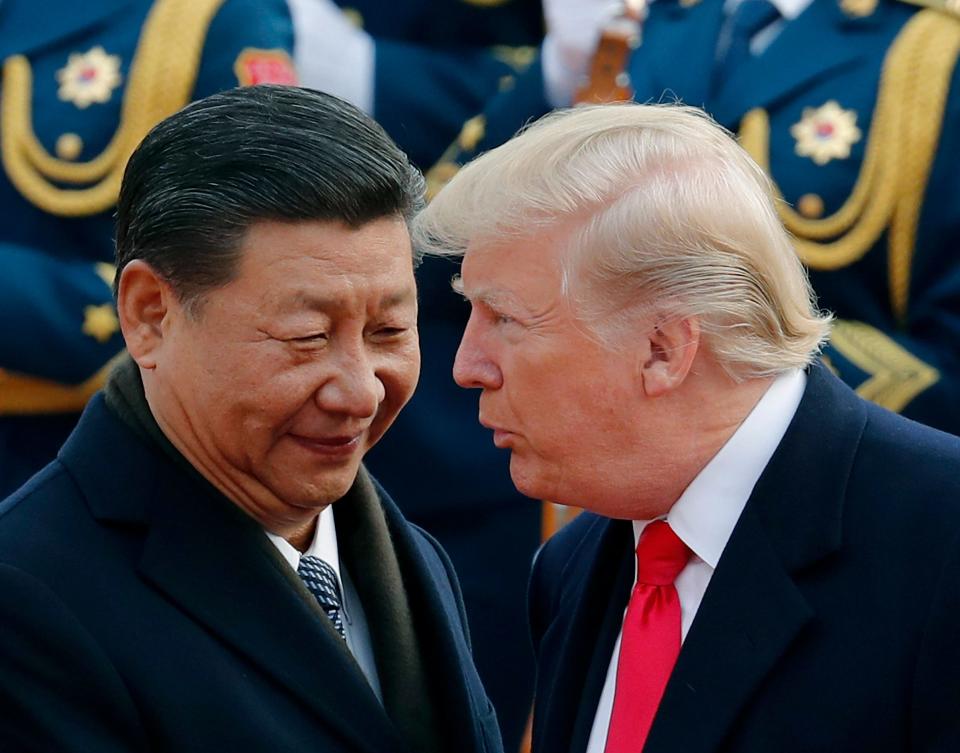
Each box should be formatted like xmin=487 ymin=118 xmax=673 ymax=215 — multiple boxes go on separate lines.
xmin=710 ymin=0 xmax=890 ymax=126
xmin=533 ymin=516 xmax=635 ymax=753
xmin=0 ymin=0 xmax=135 ymax=60
xmin=334 ymin=470 xmax=443 ymax=753
xmin=633 ymin=0 xmax=728 ymax=108
xmin=377 ymin=482 xmax=493 ymax=753
xmin=61 ymin=396 xmax=405 ymax=753
xmin=644 ymin=365 xmax=867 ymax=753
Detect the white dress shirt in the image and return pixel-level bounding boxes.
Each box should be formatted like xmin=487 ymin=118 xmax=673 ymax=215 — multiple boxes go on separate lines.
xmin=585 ymin=368 xmax=806 ymax=753
xmin=266 ymin=506 xmax=383 ymax=702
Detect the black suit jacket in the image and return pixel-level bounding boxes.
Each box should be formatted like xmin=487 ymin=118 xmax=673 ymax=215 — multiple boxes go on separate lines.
xmin=529 ymin=365 xmax=960 ymax=753
xmin=0 ymin=395 xmax=501 ymax=753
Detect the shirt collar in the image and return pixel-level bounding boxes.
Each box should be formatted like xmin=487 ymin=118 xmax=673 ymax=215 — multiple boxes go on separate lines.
xmin=723 ymin=0 xmax=813 ymax=21
xmin=633 ymin=368 xmax=806 ymax=567
xmin=266 ymin=505 xmax=342 ymax=581
xmin=771 ymin=0 xmax=812 ymax=20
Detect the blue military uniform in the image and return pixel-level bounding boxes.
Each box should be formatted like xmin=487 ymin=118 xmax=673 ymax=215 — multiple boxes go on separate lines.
xmin=335 ymin=0 xmax=542 ymax=169
xmin=0 ymin=0 xmax=296 ymax=496
xmin=432 ymin=0 xmax=960 ymax=436
xmin=333 ymin=3 xmax=544 ymax=749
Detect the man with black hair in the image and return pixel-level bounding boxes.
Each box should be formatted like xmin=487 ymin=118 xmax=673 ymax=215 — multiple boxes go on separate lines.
xmin=0 ymin=85 xmax=502 ymax=753
xmin=0 ymin=0 xmax=298 ymax=499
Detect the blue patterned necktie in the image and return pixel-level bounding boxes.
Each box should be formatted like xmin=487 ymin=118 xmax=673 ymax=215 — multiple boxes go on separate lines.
xmin=712 ymin=0 xmax=781 ymax=94
xmin=298 ymin=555 xmax=346 ymax=640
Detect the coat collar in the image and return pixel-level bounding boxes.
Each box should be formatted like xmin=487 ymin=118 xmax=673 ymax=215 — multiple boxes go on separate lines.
xmin=60 ymin=396 xmax=408 ymax=753
xmin=0 ymin=0 xmax=135 ymax=60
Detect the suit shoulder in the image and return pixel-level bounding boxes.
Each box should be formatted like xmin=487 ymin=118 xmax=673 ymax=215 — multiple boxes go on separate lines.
xmin=851 ymin=405 xmax=960 ymax=546
xmin=0 ymin=459 xmax=75 ymax=524
xmin=0 ymin=460 xmax=91 ymax=565
xmin=860 ymin=402 xmax=960 ymax=480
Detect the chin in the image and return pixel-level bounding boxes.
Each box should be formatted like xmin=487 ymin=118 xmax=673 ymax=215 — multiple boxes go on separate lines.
xmin=271 ymin=473 xmax=354 ymax=510
xmin=508 ymin=464 xmax=550 ymax=502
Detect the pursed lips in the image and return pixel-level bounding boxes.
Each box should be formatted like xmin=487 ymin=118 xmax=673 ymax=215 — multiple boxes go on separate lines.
xmin=479 ymin=418 xmax=516 ymax=449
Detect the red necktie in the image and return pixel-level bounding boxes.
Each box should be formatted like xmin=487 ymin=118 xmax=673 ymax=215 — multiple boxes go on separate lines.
xmin=604 ymin=521 xmax=693 ymax=753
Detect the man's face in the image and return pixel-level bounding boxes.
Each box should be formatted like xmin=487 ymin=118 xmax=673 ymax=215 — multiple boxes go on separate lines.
xmin=453 ymin=228 xmax=649 ymax=509
xmin=153 ymin=217 xmax=419 ymax=529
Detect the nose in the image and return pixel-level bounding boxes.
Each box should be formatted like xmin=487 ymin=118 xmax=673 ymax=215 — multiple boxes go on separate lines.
xmin=314 ymin=347 xmax=385 ymax=419
xmin=453 ymin=314 xmax=502 ymax=390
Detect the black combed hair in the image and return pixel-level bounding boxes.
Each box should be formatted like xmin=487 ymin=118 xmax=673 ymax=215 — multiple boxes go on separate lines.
xmin=115 ymin=85 xmax=425 ymax=304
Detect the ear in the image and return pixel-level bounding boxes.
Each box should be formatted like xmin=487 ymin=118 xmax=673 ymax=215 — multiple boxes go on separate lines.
xmin=639 ymin=315 xmax=701 ymax=397
xmin=116 ymin=260 xmax=176 ymax=370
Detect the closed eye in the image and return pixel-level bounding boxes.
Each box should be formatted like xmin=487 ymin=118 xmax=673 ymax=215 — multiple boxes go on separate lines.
xmin=288 ymin=332 xmax=328 ymax=343
xmin=370 ymin=326 xmax=410 ymax=339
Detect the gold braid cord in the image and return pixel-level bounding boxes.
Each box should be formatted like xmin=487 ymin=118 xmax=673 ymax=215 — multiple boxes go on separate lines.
xmin=829 ymin=321 xmax=939 ymax=412
xmin=0 ymin=354 xmax=127 ymax=415
xmin=738 ymin=11 xmax=960 ymax=322
xmin=1 ymin=0 xmax=227 ymax=217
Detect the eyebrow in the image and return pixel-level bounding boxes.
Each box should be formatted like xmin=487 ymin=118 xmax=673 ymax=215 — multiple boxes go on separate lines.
xmin=282 ymin=288 xmax=416 ymax=312
xmin=456 ymin=279 xmax=526 ymax=315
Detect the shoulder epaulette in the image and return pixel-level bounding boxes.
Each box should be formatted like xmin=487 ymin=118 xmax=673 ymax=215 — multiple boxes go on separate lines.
xmin=895 ymin=0 xmax=960 ymax=19
xmin=1 ymin=0 xmax=226 ymax=217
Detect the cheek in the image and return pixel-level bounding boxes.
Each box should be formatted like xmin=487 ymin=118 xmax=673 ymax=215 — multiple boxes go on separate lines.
xmin=381 ymin=348 xmax=420 ymax=411
xmin=223 ymin=359 xmax=317 ymax=437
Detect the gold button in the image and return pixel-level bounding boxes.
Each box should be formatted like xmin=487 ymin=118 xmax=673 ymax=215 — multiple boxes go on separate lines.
xmin=55 ymin=133 xmax=83 ymax=161
xmin=797 ymin=193 xmax=825 ymax=219
xmin=840 ymin=0 xmax=876 ymax=17
xmin=457 ymin=115 xmax=486 ymax=152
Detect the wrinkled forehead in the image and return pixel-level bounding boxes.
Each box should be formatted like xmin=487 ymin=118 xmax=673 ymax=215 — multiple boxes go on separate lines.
xmin=230 ymin=217 xmax=417 ymax=306
xmin=458 ymin=228 xmax=568 ymax=307
xmin=464 ymin=216 xmax=580 ymax=275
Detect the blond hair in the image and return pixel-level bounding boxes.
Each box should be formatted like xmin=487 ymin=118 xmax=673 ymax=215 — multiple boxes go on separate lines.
xmin=414 ymin=103 xmax=831 ymax=378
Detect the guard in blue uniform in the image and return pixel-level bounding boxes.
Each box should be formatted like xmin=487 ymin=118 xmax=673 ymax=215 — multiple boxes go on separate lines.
xmin=292 ymin=0 xmax=542 ymax=169
xmin=0 ymin=0 xmax=296 ymax=497
xmin=292 ymin=3 xmax=544 ymax=749
xmin=432 ymin=0 xmax=960 ymax=437
xmin=345 ymin=0 xmax=542 ymax=170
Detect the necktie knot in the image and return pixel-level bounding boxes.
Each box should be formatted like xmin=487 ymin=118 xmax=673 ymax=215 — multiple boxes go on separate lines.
xmin=711 ymin=0 xmax=780 ymax=96
xmin=635 ymin=521 xmax=692 ymax=586
xmin=729 ymin=0 xmax=780 ymax=39
xmin=298 ymin=554 xmax=346 ymax=639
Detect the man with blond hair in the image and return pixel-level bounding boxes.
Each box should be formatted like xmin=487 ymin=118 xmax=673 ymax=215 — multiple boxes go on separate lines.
xmin=417 ymin=103 xmax=960 ymax=753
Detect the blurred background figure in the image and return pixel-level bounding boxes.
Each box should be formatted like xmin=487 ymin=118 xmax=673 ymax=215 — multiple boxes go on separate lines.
xmin=432 ymin=0 xmax=960 ymax=438
xmin=289 ymin=0 xmax=542 ymax=170
xmin=291 ymin=3 xmax=545 ymax=750
xmin=0 ymin=0 xmax=296 ymax=497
